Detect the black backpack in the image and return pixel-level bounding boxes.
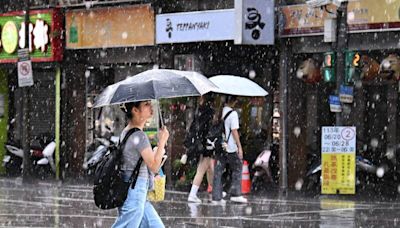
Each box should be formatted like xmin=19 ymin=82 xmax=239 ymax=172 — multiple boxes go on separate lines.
xmin=93 ymin=127 xmax=143 ymax=210
xmin=205 ymin=110 xmax=233 ymax=154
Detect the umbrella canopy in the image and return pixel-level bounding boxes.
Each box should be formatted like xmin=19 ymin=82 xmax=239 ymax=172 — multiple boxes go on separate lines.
xmin=94 ymin=69 xmax=218 ymax=108
xmin=209 ymin=75 xmax=268 ymax=97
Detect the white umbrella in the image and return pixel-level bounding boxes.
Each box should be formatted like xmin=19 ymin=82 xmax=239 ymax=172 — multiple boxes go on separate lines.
xmin=209 ymin=75 xmax=268 ymax=96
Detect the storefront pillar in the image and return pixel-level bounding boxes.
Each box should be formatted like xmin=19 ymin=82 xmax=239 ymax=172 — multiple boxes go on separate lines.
xmin=279 ymin=40 xmax=289 ymax=191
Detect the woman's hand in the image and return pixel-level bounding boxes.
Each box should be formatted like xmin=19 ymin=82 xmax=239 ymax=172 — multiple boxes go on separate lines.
xmin=158 ymin=126 xmax=169 ymax=147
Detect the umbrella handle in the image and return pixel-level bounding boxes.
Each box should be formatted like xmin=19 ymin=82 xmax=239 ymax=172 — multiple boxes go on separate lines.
xmin=157 ymin=102 xmax=167 ymax=147
xmin=157 ymin=101 xmax=164 ymax=127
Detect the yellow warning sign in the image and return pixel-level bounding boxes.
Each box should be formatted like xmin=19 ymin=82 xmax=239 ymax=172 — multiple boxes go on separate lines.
xmin=321 ymin=127 xmax=356 ymax=194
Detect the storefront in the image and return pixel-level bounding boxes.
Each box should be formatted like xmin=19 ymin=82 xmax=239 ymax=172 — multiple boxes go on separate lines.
xmin=0 ymin=9 xmax=63 ymax=177
xmin=280 ymin=0 xmax=400 ymax=194
xmin=156 ymin=1 xmax=280 ymax=189
xmin=63 ymin=4 xmax=157 ymax=178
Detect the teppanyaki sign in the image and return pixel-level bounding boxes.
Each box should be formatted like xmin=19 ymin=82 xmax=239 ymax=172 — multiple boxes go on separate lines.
xmin=0 ymin=9 xmax=63 ymax=63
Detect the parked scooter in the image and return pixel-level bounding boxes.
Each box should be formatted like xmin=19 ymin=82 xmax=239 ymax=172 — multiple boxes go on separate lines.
xmin=83 ymin=135 xmax=119 ymax=175
xmin=2 ymin=135 xmax=56 ymax=178
xmin=251 ymin=149 xmax=274 ymax=192
xmin=2 ymin=141 xmax=23 ymax=176
xmin=302 ymin=153 xmax=321 ymax=194
xmin=83 ymin=125 xmax=118 ymax=175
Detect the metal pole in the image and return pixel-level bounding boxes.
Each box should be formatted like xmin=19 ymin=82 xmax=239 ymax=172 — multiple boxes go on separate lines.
xmin=22 ymin=0 xmax=31 ymax=182
xmin=55 ymin=67 xmax=61 ymax=180
xmin=279 ymin=40 xmax=289 ymax=192
xmin=334 ymin=2 xmax=348 ymax=126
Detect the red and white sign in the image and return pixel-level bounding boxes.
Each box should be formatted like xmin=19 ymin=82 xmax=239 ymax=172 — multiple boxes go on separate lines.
xmin=17 ymin=60 xmax=34 ymax=87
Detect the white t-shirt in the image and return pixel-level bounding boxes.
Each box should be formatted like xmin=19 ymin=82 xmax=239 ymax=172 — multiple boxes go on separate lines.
xmin=222 ymin=106 xmax=239 ymax=153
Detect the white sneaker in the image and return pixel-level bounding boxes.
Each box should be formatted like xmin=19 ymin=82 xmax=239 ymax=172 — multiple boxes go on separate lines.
xmin=188 ymin=195 xmax=202 ymax=203
xmin=230 ymin=196 xmax=248 ymax=204
xmin=211 ymin=199 xmax=226 ymax=205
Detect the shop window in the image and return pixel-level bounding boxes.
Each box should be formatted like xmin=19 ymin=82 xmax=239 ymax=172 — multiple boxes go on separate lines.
xmin=174 ymin=54 xmax=202 ymax=72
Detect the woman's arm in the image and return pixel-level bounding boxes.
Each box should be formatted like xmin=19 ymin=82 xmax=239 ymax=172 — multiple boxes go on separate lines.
xmin=140 ymin=146 xmax=164 ymax=173
xmin=140 ymin=126 xmax=169 ymax=173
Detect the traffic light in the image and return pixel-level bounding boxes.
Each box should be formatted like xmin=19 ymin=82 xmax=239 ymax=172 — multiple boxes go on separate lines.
xmin=323 ymin=52 xmax=336 ymax=83
xmin=345 ymin=51 xmax=361 ymax=84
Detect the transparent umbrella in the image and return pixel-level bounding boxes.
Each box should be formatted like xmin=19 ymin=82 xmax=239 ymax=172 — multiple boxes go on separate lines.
xmin=93 ymin=69 xmax=219 ymax=125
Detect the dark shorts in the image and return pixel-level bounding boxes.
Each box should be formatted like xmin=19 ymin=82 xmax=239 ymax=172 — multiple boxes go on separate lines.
xmin=202 ymin=149 xmax=214 ymax=158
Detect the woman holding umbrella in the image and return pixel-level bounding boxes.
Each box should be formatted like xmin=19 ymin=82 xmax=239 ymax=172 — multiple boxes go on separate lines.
xmin=112 ymin=100 xmax=169 ymax=228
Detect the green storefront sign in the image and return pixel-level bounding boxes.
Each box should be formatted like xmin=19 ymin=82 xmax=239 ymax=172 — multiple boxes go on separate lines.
xmin=0 ymin=9 xmax=63 ymax=63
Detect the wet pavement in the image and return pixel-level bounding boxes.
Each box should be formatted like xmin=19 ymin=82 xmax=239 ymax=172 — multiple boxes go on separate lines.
xmin=0 ymin=178 xmax=399 ymax=227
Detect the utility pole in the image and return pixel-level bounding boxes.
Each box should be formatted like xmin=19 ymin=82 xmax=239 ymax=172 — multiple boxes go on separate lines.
xmin=334 ymin=1 xmax=348 ymax=126
xmin=22 ymin=0 xmax=32 ymax=182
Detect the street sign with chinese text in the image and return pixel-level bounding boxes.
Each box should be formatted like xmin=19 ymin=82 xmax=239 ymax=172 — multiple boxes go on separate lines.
xmin=321 ymin=126 xmax=356 ymax=194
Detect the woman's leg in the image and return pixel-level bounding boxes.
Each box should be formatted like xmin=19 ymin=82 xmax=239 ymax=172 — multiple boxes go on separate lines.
xmin=139 ymin=201 xmax=165 ymax=228
xmin=188 ymin=155 xmax=209 ymax=199
xmin=193 ymin=155 xmax=209 ymax=187
xmin=112 ymin=178 xmax=148 ymax=228
xmin=206 ymin=157 xmax=215 ymax=187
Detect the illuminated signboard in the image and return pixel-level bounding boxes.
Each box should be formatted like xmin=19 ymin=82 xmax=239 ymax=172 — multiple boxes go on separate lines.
xmin=0 ymin=9 xmax=63 ymax=63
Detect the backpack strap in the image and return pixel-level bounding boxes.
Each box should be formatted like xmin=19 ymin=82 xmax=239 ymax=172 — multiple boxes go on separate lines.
xmin=119 ymin=127 xmax=144 ymax=189
xmin=223 ymin=110 xmax=234 ymax=142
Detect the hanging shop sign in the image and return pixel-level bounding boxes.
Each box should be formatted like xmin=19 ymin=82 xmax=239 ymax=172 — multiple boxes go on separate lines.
xmin=0 ymin=9 xmax=63 ymax=63
xmin=321 ymin=126 xmax=356 ymax=195
xmin=156 ymin=9 xmax=235 ymax=43
xmin=234 ymin=0 xmax=275 ymax=45
xmin=279 ymin=4 xmax=335 ymax=37
xmin=66 ymin=5 xmax=154 ymax=49
xmin=347 ymin=0 xmax=400 ymax=33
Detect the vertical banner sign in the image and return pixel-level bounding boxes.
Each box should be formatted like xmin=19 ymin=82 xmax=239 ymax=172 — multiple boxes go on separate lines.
xmin=235 ymin=0 xmax=275 ymax=45
xmin=321 ymin=127 xmax=356 ymax=194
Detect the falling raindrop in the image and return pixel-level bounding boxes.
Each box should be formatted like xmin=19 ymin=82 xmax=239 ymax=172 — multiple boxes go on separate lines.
xmin=386 ymin=147 xmax=395 ymax=159
xmin=133 ymin=136 xmax=140 ymax=145
xmin=85 ymin=70 xmax=91 ymax=78
xmin=293 ymin=127 xmax=301 ymax=137
xmin=376 ymin=167 xmax=385 ymax=178
xmin=122 ymin=32 xmax=128 ymax=39
xmin=85 ymin=2 xmax=92 ymax=9
xmin=249 ymin=70 xmax=256 ymax=79
xmin=245 ymin=206 xmax=252 ymax=215
xmin=295 ymin=179 xmax=303 ymax=191
xmin=370 ymin=138 xmax=379 ymax=148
